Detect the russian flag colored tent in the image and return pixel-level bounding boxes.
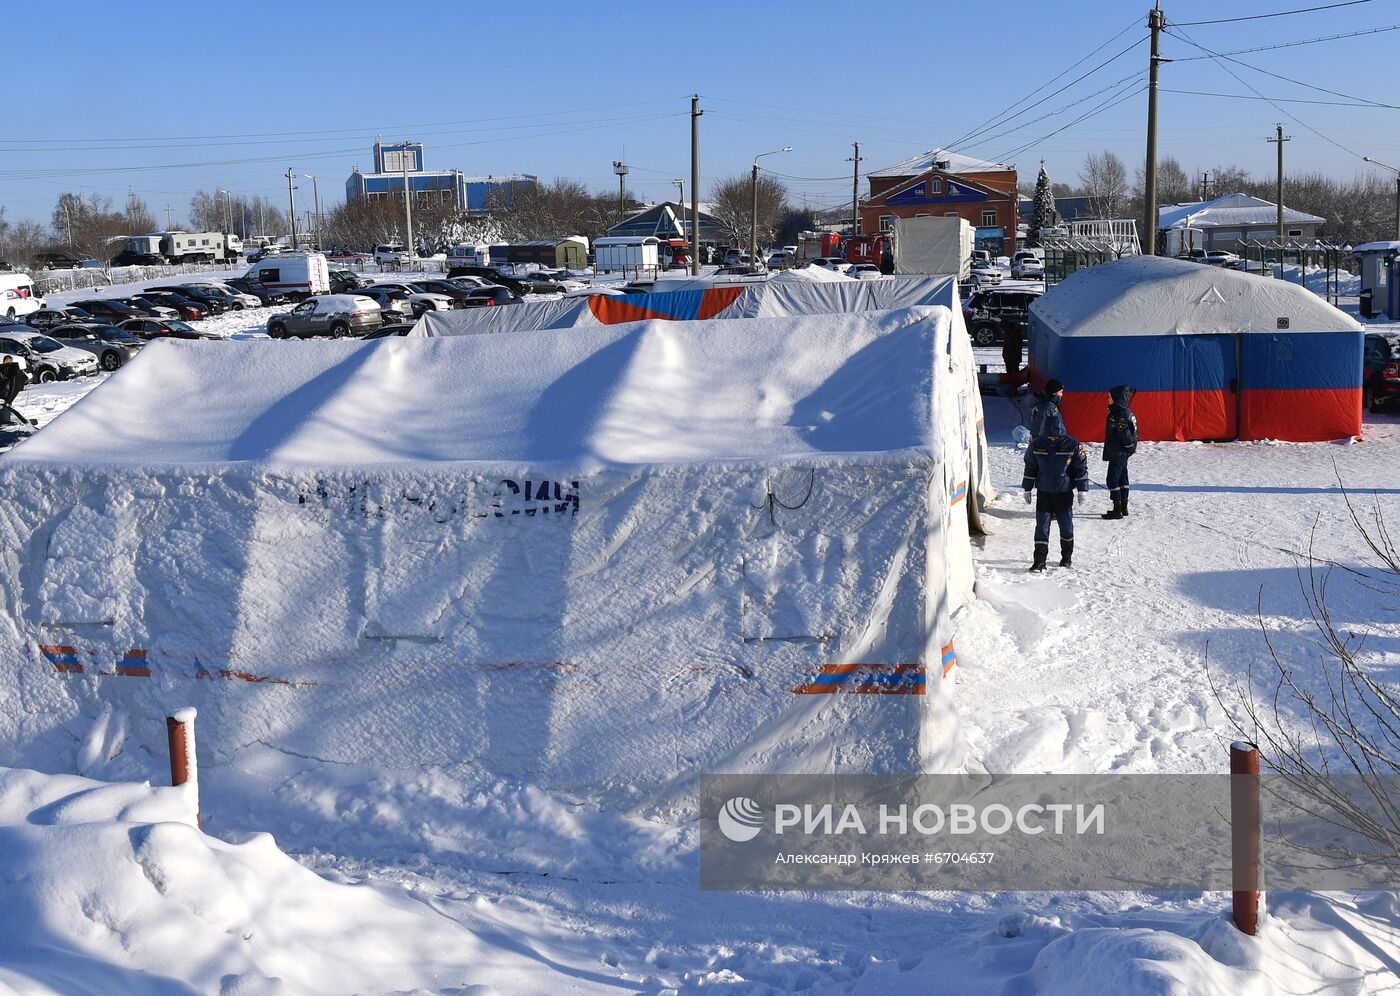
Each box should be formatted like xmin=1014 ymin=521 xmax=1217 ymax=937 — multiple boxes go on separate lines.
xmin=1028 ymin=256 xmax=1364 ymax=443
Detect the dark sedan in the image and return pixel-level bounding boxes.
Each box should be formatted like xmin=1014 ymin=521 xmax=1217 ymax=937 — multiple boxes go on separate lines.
xmin=48 ymin=322 xmax=146 ymax=371
xmin=1364 ymin=332 xmax=1400 ymax=412
xmin=25 ymin=307 xmax=97 ymax=331
xmin=144 ymin=285 xmax=232 ymax=315
xmin=446 ymin=265 xmax=527 ymax=296
xmin=72 ymin=299 xmax=147 ymax=324
xmin=459 ymin=286 xmax=521 ymax=309
xmin=118 ymin=317 xmax=221 ymax=341
xmin=139 ymin=290 xmax=210 ymax=320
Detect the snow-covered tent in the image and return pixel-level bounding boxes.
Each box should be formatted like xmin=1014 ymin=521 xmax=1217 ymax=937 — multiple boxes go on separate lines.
xmin=0 ymin=307 xmax=974 ymax=811
xmin=1029 ymin=256 xmax=1364 ymax=442
xmin=417 ymin=275 xmax=995 ymax=522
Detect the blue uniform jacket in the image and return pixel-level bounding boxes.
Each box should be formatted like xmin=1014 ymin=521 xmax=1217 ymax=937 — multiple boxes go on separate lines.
xmin=1023 ymin=435 xmax=1089 ymax=494
xmin=1030 ymin=395 xmax=1063 ymax=437
xmin=1102 ymin=384 xmax=1138 ymax=461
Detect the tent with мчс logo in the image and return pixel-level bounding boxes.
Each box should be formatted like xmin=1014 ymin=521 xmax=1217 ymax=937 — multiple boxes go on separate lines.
xmin=1027 ymin=255 xmax=1363 ymax=442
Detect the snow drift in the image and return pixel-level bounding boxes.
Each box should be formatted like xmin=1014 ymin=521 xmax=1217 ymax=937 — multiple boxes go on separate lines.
xmin=0 ymin=307 xmax=976 ymax=811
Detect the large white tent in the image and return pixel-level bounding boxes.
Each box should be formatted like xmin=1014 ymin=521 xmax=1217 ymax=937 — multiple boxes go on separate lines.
xmin=0 ymin=307 xmax=975 ymax=811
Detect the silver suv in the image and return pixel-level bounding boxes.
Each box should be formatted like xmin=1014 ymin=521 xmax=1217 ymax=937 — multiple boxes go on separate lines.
xmin=266 ymin=294 xmax=384 ymax=339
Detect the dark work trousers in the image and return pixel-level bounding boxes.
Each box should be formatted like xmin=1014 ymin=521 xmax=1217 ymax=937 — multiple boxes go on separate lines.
xmin=1034 ymin=490 xmax=1075 ymax=560
xmin=1106 ymin=454 xmax=1130 ymax=502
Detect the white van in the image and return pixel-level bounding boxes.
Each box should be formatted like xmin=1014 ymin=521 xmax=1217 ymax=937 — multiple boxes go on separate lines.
xmin=446 ymin=244 xmax=489 ymax=268
xmin=244 ymin=252 xmax=330 ymax=300
xmin=0 ymin=273 xmax=43 ymax=319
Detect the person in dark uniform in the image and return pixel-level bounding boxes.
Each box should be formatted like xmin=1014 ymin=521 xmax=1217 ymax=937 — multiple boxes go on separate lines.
xmin=1029 ymin=378 xmax=1064 ymax=436
xmin=1101 ymin=384 xmax=1138 ymax=519
xmin=1001 ymin=315 xmax=1024 ymax=377
xmin=0 ymin=356 xmax=27 ymax=410
xmin=1022 ymin=407 xmax=1089 ymax=572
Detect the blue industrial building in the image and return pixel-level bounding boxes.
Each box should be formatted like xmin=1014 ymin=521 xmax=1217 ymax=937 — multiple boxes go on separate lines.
xmin=345 ymin=139 xmax=536 ymax=212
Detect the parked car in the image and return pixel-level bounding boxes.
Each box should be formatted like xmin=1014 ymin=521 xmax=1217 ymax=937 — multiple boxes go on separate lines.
xmin=373 ymin=243 xmax=407 ymax=265
xmin=0 ymin=330 xmax=100 ymax=381
xmin=361 ymin=322 xmax=418 ymax=339
xmin=329 ymin=269 xmax=367 ymax=294
xmin=1201 ymin=250 xmax=1243 ymax=268
xmin=33 ymin=251 xmax=96 ymax=270
xmin=193 ymin=282 xmax=261 ymax=310
xmin=963 ymin=287 xmax=1045 ymax=347
xmin=0 ymin=272 xmax=44 ymax=319
xmin=847 ymin=263 xmax=882 ymax=280
xmin=459 ymin=286 xmax=521 ymax=308
xmin=445 ymin=265 xmax=527 ymax=296
xmin=49 ymin=323 xmax=146 ymax=371
xmin=266 ymin=295 xmax=384 ymax=339
xmin=118 ymin=317 xmax=222 ymax=341
xmin=350 ymin=288 xmax=414 ymax=323
xmin=367 ymin=281 xmax=453 ymax=315
xmin=118 ymin=296 xmax=180 ymax=320
xmin=766 ymin=252 xmax=795 ymax=270
xmin=137 ymin=290 xmax=209 ymax=320
xmin=24 ymin=306 xmax=96 ymax=331
xmin=513 ymin=273 xmax=572 ymax=295
xmin=222 ymin=276 xmax=289 ymax=307
xmin=1363 ymin=332 xmax=1400 ymax=412
xmin=808 ymin=257 xmax=852 ymax=274
xmin=144 ymin=284 xmax=233 ymax=315
xmin=246 ymin=245 xmax=284 ymax=263
xmin=72 ymin=299 xmax=148 ymax=324
xmin=970 ymin=260 xmax=1003 ymax=286
xmin=1012 ymin=257 xmax=1045 ymax=280
xmin=111 ymin=250 xmax=165 ymax=267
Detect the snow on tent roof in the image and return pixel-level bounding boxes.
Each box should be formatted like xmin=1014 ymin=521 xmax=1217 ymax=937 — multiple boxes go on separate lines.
xmin=1156 ymin=192 xmax=1323 ymax=230
xmin=9 ymin=309 xmax=948 ymax=469
xmin=1030 ymin=255 xmax=1362 ymax=338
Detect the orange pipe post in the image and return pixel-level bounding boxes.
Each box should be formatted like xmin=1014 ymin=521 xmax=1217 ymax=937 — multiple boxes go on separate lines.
xmin=165 ymin=708 xmax=200 ymax=828
xmin=1230 ymin=741 xmax=1261 ymax=936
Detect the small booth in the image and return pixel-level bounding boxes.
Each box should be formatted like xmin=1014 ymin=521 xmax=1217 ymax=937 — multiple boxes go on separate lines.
xmin=1351 ymin=241 xmax=1400 ymax=319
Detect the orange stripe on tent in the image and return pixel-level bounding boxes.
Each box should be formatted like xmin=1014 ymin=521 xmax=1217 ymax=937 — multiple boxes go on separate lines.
xmin=695 ymin=286 xmax=744 ymax=320
xmin=587 ymin=296 xmax=663 ymax=325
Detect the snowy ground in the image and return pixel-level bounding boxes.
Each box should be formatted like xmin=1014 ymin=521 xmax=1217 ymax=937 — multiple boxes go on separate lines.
xmin=1 ymin=278 xmax=1398 ymax=993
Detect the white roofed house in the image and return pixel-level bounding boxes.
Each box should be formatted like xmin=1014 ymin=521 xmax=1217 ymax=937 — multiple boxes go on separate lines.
xmin=1157 ymin=192 xmax=1325 ymax=252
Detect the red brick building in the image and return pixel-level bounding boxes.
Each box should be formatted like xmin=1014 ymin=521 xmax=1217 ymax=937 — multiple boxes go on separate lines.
xmin=859 ymin=149 xmax=1018 ymax=258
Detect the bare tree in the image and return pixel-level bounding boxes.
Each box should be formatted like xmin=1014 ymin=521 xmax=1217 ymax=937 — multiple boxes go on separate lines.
xmin=709 ymin=173 xmax=789 ymax=250
xmin=487 ymin=178 xmax=611 ymax=242
xmin=50 ymin=192 xmax=134 ymax=263
xmin=1079 ymin=151 xmax=1129 ymax=220
xmin=1208 ymin=481 xmax=1400 ymax=880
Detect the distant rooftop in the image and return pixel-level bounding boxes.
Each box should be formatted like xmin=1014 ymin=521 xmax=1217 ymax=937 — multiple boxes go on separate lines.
xmin=868 ymin=148 xmax=1014 ymax=179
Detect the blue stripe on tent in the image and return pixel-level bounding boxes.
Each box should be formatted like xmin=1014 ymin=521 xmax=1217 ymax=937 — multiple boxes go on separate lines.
xmin=613 ymin=289 xmax=705 ymax=321
xmin=1031 ymin=322 xmax=1362 ymax=394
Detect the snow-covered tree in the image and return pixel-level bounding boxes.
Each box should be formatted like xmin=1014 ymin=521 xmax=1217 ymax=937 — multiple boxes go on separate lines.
xmin=1029 ymin=161 xmax=1056 ymax=243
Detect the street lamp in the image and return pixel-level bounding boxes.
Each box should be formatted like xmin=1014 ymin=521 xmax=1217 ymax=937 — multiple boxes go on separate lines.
xmin=1364 ymin=156 xmax=1400 ymax=241
xmin=751 ymin=147 xmax=792 ymax=271
xmin=303 ymin=174 xmax=322 ymax=251
xmin=612 ymin=161 xmax=630 ymax=224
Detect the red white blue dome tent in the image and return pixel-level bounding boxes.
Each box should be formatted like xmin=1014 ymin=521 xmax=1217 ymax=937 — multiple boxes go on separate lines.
xmin=1028 ymin=255 xmax=1364 ymax=442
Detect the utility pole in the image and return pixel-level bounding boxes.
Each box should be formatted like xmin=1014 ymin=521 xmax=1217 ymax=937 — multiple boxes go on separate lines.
xmin=848 ymin=141 xmax=863 ymax=235
xmin=690 ymin=95 xmax=702 ymax=274
xmin=165 ymin=204 xmax=173 ymax=229
xmin=1199 ymin=172 xmax=1212 ymax=202
xmin=673 ymin=178 xmax=686 ymax=266
xmin=613 ymin=160 xmax=629 ymax=224
xmin=1143 ymin=2 xmax=1166 ymax=255
xmin=401 ymin=142 xmax=415 ymax=259
xmin=218 ymin=189 xmax=231 ymax=237
xmin=286 ymin=167 xmax=298 ymax=247
xmin=1267 ymin=124 xmax=1291 ymax=243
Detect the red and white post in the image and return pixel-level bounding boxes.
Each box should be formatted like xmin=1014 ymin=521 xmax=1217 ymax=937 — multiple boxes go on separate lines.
xmin=1230 ymin=741 xmax=1261 ymax=935
xmin=166 ymin=707 xmax=200 ymax=828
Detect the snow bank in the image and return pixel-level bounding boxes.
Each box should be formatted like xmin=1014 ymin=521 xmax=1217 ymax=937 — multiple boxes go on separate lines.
xmin=0 ymin=308 xmax=974 ymax=812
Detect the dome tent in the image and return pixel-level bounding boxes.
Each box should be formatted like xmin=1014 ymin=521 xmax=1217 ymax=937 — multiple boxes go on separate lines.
xmin=1028 ymin=255 xmax=1364 ymax=443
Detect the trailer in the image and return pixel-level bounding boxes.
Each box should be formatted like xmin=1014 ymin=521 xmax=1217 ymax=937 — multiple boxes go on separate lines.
xmin=593 ymin=236 xmax=659 ymax=275
xmin=156 ymin=231 xmax=244 ymax=264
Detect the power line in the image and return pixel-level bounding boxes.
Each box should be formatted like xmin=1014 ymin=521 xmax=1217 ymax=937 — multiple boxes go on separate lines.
xmin=1161 ymin=86 xmax=1398 ymax=108
xmin=1171 ymin=22 xmax=1400 ymax=60
xmin=1168 ymin=26 xmax=1370 ymax=163
xmin=1171 ymin=0 xmax=1374 ymax=26
xmin=943 ymin=13 xmax=1144 ymax=152
xmin=963 ymin=70 xmax=1145 ymax=152
xmin=1159 ymin=28 xmax=1400 ymax=107
xmin=995 ymin=83 xmax=1149 ymax=163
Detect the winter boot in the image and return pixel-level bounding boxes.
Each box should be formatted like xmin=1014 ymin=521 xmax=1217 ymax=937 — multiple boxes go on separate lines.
xmin=1101 ymin=501 xmax=1123 ymax=520
xmin=1030 ymin=541 xmax=1048 ymax=573
xmin=1059 ymin=539 xmax=1074 ymax=568
xmin=1120 ymin=492 xmax=1129 ymax=517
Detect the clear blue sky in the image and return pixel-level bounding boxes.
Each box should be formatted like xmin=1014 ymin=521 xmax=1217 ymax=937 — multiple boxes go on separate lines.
xmin=4 ymin=0 xmax=1397 ymax=227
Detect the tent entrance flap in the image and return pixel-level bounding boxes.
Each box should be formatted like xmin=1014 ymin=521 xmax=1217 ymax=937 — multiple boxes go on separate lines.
xmin=1173 ymin=335 xmax=1237 ymax=441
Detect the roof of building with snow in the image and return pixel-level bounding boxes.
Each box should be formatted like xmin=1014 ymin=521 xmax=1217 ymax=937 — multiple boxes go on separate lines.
xmin=1157 ymin=192 xmax=1324 ymax=231
xmin=867 ymin=149 xmax=1013 ymax=178
xmin=8 ymin=309 xmax=950 ymax=469
xmin=1031 ymin=255 xmax=1362 ymax=337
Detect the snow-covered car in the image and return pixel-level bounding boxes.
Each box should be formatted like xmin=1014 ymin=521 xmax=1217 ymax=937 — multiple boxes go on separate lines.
xmin=48 ymin=323 xmax=146 ymax=371
xmin=1201 ymin=250 xmax=1242 ymax=268
xmin=266 ymin=294 xmax=384 ymax=339
xmin=807 ymin=257 xmax=852 ymax=274
xmin=847 ymin=263 xmax=882 ymax=280
xmin=0 ymin=329 xmax=100 ymax=381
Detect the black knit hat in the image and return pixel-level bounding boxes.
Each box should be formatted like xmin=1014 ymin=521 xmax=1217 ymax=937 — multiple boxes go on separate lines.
xmin=1045 ymin=378 xmax=1064 ymax=395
